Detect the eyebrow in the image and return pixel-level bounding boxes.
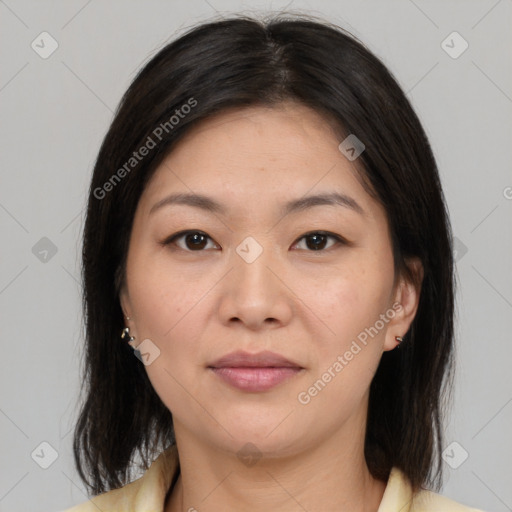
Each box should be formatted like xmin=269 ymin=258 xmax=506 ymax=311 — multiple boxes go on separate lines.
xmin=149 ymin=191 xmax=365 ymax=217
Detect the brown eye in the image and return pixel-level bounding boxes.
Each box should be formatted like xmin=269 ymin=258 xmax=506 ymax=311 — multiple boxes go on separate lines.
xmin=164 ymin=231 xmax=218 ymax=251
xmin=305 ymin=233 xmax=328 ymax=250
xmin=183 ymin=232 xmax=208 ymax=250
xmin=292 ymin=231 xmax=344 ymax=251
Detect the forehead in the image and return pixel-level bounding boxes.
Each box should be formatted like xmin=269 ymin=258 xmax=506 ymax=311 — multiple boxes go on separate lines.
xmin=171 ymin=101 xmax=344 ymax=166
xmin=140 ymin=102 xmax=382 ymax=222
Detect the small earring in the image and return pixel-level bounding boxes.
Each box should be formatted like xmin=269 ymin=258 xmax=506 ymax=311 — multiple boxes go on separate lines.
xmin=121 ymin=326 xmax=135 ymax=344
xmin=395 ymin=336 xmax=403 ymax=348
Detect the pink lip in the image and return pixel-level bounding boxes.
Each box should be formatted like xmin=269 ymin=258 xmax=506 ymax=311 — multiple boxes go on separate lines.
xmin=208 ymin=350 xmax=303 ymax=392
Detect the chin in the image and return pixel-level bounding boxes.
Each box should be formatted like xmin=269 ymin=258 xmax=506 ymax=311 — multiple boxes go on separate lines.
xmin=210 ymin=429 xmax=309 ymax=462
xmin=206 ymin=411 xmax=313 ymax=455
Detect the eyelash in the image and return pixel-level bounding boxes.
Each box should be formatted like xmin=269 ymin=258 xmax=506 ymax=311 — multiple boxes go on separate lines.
xmin=161 ymin=230 xmax=348 ymax=253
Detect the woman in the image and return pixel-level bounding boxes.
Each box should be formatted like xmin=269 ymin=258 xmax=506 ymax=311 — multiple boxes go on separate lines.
xmin=63 ymin=13 xmax=484 ymax=512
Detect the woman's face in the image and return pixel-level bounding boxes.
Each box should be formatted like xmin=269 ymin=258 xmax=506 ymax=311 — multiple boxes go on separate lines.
xmin=120 ymin=101 xmax=421 ymax=458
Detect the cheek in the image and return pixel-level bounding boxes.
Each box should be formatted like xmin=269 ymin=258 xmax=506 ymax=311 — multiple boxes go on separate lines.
xmin=127 ymin=248 xmax=210 ymax=339
xmin=127 ymin=264 xmax=212 ymax=410
xmin=299 ymin=258 xmax=394 ymax=366
xmin=308 ymin=271 xmax=381 ymax=334
xmin=297 ymin=279 xmax=388 ymax=414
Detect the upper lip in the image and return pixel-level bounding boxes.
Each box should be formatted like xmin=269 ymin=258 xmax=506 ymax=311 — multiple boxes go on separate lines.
xmin=208 ymin=350 xmax=302 ymax=368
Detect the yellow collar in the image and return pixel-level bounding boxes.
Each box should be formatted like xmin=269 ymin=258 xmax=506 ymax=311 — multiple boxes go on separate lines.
xmin=73 ymin=444 xmax=479 ymax=512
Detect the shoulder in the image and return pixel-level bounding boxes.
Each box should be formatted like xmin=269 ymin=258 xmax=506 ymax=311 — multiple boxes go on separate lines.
xmin=60 ymin=481 xmax=141 ymax=511
xmin=380 ymin=467 xmax=486 ymax=512
xmin=60 ymin=444 xmax=180 ymax=512
xmin=411 ymin=488 xmax=486 ymax=512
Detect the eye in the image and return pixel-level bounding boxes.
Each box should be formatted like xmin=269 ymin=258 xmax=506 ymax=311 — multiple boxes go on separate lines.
xmin=162 ymin=230 xmax=346 ymax=252
xmin=162 ymin=230 xmax=219 ymax=251
xmin=291 ymin=231 xmax=345 ymax=251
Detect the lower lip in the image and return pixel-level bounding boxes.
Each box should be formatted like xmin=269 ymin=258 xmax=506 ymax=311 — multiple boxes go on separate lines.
xmin=210 ymin=367 xmax=302 ymax=392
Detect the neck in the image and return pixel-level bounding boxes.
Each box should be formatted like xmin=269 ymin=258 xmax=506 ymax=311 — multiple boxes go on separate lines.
xmin=165 ymin=410 xmax=387 ymax=512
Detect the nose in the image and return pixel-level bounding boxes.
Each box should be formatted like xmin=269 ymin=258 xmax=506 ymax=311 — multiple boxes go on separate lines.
xmin=217 ymin=243 xmax=294 ymax=331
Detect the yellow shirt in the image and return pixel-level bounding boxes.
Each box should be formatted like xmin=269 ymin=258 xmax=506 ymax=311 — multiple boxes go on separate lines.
xmin=62 ymin=444 xmax=485 ymax=512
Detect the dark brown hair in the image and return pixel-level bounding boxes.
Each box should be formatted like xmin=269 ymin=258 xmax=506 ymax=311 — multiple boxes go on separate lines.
xmin=75 ymin=12 xmax=455 ymax=496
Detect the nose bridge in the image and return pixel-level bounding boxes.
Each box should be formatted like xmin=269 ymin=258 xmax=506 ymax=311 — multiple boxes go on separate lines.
xmin=232 ymin=234 xmax=279 ymax=297
xmin=217 ymin=234 xmax=292 ymax=328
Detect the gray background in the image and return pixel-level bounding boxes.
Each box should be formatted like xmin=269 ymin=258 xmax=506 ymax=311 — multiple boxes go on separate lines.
xmin=0 ymin=1 xmax=511 ymax=511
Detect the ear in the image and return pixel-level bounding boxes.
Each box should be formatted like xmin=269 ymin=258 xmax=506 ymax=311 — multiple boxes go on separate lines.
xmin=119 ymin=285 xmax=131 ymax=321
xmin=116 ymin=265 xmax=131 ymax=320
xmin=383 ymin=257 xmax=424 ymax=352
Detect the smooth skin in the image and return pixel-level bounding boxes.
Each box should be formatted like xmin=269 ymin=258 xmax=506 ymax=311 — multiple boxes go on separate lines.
xmin=119 ymin=101 xmax=423 ymax=512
